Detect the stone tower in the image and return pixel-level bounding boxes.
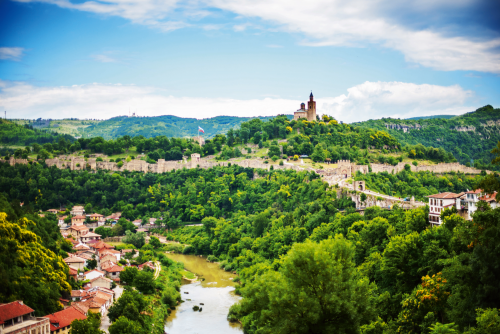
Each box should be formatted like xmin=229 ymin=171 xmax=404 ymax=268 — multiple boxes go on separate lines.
xmin=293 ymin=92 xmax=317 ymax=122
xmin=307 ymin=91 xmax=316 ymax=121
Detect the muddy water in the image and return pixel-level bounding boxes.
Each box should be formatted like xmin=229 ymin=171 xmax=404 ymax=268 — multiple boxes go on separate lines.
xmin=164 ymin=253 xmax=242 ymax=334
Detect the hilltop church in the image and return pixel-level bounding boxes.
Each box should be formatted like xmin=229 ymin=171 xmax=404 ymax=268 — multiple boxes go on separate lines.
xmin=293 ymin=92 xmax=317 ymax=121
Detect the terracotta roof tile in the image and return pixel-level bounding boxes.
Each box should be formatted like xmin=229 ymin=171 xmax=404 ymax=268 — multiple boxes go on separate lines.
xmin=480 ymin=192 xmax=498 ymax=202
xmin=44 ymin=306 xmax=87 ymax=331
xmin=0 ymin=301 xmax=34 ymax=322
xmin=64 ymin=256 xmax=85 ymax=263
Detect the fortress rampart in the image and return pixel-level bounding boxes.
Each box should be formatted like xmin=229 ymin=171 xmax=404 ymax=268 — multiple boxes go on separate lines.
xmin=1 ymin=155 xmax=489 ymax=178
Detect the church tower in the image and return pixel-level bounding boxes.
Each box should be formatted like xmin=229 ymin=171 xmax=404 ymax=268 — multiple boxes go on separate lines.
xmin=307 ymin=91 xmax=316 ymax=121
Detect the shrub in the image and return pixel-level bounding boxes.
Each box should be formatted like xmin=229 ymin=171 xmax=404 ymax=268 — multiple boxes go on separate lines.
xmin=96 ymin=157 xmax=103 ymax=162
xmin=182 ymin=245 xmax=194 ymax=254
xmin=412 ymin=161 xmax=418 ymax=166
xmin=207 ymin=255 xmax=219 ymax=262
xmin=279 ymin=160 xmax=284 ymax=166
xmin=162 ymin=286 xmax=180 ymax=308
xmin=193 ymin=305 xmax=199 ymax=311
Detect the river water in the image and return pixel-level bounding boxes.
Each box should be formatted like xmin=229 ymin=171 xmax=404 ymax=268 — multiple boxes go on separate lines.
xmin=164 ymin=253 xmax=242 ymax=334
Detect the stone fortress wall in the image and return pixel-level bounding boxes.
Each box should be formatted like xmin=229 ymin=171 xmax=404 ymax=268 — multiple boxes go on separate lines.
xmin=2 ymin=155 xmax=488 ymax=178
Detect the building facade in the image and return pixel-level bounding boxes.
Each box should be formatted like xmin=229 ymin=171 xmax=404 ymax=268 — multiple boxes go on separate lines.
xmin=427 ymin=192 xmax=463 ymax=226
xmin=294 ymin=92 xmax=317 ymax=122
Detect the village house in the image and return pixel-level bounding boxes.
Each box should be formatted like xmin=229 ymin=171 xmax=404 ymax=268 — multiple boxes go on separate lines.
xmin=68 ymin=225 xmax=89 ymax=240
xmin=43 ymin=306 xmax=87 ymax=334
xmin=89 ymin=241 xmax=115 ymax=254
xmin=68 ymin=267 xmax=78 ymax=281
xmin=88 ymin=276 xmax=113 ymax=289
xmin=0 ymin=300 xmax=50 ymax=334
xmin=479 ymin=192 xmax=499 ymax=209
xmin=99 ymin=253 xmax=117 ymax=264
xmin=138 ymin=261 xmax=155 ymax=271
xmin=47 ymin=209 xmax=59 ymax=214
xmin=70 ymin=206 xmax=85 ymax=216
xmin=98 ymin=248 xmax=121 ymax=262
xmin=80 ymin=231 xmax=101 ymax=244
xmin=427 ymin=192 xmax=464 ymax=226
xmin=87 ymin=214 xmax=106 ymax=226
xmin=84 ymin=269 xmax=105 ymax=281
xmin=63 ymin=256 xmax=86 ymax=271
xmin=101 ymin=261 xmax=124 ymax=281
xmin=71 ymin=215 xmax=86 ymax=226
xmin=58 ymin=216 xmax=67 ymax=227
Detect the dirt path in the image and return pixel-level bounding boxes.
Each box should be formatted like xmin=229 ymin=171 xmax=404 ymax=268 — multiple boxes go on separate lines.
xmin=154 ymin=261 xmax=161 ymax=280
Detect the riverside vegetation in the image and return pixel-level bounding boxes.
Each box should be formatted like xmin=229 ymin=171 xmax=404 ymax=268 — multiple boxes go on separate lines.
xmin=1 ymin=108 xmax=500 ymax=333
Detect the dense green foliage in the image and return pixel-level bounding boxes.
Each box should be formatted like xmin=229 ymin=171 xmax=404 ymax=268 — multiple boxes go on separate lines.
xmin=355 ymin=105 xmax=500 ymax=169
xmin=0 ymin=196 xmax=72 ymax=316
xmin=354 ymin=168 xmax=485 ymax=201
xmin=0 ymin=162 xmax=352 ymax=223
xmin=0 ymin=119 xmax=75 ymax=147
xmin=69 ymin=312 xmax=104 ymax=334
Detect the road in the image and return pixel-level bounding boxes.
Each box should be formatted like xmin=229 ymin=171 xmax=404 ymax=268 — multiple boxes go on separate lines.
xmin=99 ymin=284 xmax=124 ymax=333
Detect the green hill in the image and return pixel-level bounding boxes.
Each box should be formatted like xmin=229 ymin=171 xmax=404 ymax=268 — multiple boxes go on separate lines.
xmin=0 ymin=119 xmax=75 ymax=147
xmin=405 ymin=115 xmax=456 ymax=120
xmin=54 ymin=115 xmax=291 ymax=140
xmin=353 ymin=105 xmax=500 ymax=169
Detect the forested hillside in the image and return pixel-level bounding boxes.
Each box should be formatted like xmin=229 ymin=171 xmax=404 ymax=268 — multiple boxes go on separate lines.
xmin=64 ymin=115 xmax=287 ymax=139
xmin=0 ymin=196 xmax=73 ymax=316
xmin=354 ymin=105 xmax=500 ymax=169
xmin=0 ymin=119 xmax=75 ymax=147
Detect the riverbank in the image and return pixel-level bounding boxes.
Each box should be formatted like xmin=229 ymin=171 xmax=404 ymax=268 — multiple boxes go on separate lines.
xmin=164 ymin=253 xmax=242 ymax=333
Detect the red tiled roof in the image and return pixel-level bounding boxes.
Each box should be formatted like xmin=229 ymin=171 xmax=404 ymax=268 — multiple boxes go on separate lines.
xmin=427 ymin=192 xmax=463 ymax=199
xmin=64 ymin=256 xmax=85 ymax=263
xmin=91 ymin=241 xmax=114 ymax=250
xmin=480 ymin=192 xmax=497 ymax=202
xmin=104 ymin=264 xmax=124 ymax=273
xmin=72 ymin=215 xmax=86 ymax=219
xmin=89 ymin=214 xmax=103 ymax=217
xmin=44 ymin=306 xmax=87 ymax=331
xmin=72 ymin=303 xmax=89 ymax=315
xmin=0 ymin=301 xmax=34 ymax=322
xmin=70 ymin=225 xmax=89 ymax=231
xmin=90 ymin=276 xmax=112 ymax=283
xmin=68 ymin=267 xmax=78 ymax=276
xmin=466 ymin=189 xmax=482 ymax=194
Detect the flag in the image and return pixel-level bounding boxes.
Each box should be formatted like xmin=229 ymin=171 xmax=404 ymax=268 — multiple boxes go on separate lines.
xmin=198 ymin=126 xmax=205 ymax=133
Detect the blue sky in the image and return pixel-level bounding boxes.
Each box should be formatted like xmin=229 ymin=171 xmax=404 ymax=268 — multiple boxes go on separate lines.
xmin=0 ymin=0 xmax=499 ymax=122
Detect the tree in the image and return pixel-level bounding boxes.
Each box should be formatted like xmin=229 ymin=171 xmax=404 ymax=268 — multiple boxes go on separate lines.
xmin=120 ymin=267 xmax=139 ymax=285
xmin=149 ymin=236 xmax=161 ymax=249
xmin=122 ymin=230 xmax=145 ymax=249
xmin=236 ymin=235 xmax=376 ymax=333
xmin=108 ymin=290 xmax=147 ymax=324
xmin=133 ymin=270 xmax=155 ymax=294
xmin=109 ymin=316 xmax=144 ymax=334
xmin=69 ymin=312 xmax=103 ymax=334
xmin=84 ymin=203 xmax=92 ymax=214
xmin=87 ymin=259 xmax=97 ymax=270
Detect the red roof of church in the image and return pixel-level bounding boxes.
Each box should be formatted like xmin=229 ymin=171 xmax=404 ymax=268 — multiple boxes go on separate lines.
xmin=44 ymin=306 xmax=87 ymax=331
xmin=0 ymin=301 xmax=34 ymax=323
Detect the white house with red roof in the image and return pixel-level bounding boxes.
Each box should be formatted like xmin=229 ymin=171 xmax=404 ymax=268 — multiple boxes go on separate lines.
xmin=0 ymin=301 xmax=50 ymax=334
xmin=479 ymin=192 xmax=499 ymax=209
xmin=427 ymin=192 xmax=464 ymax=226
xmin=84 ymin=269 xmax=106 ymax=281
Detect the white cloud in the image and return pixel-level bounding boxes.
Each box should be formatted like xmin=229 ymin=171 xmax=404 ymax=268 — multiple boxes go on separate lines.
xmin=0 ymin=80 xmax=474 ymax=122
xmin=91 ymin=54 xmax=117 ymax=63
xmin=0 ymin=47 xmax=25 ymax=61
xmin=319 ymin=81 xmax=473 ymax=122
xmin=15 ymin=0 xmax=500 ymax=73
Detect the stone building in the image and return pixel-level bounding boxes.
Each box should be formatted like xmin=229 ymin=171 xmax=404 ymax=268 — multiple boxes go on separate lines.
xmin=294 ymin=92 xmax=317 ymax=121
xmin=0 ymin=301 xmax=50 ymax=334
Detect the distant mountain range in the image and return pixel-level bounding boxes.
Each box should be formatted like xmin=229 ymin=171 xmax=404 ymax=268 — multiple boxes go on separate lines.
xmin=405 ymin=115 xmax=457 ymax=120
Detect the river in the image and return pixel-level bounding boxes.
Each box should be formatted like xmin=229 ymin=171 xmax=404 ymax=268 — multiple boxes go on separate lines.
xmin=164 ymin=253 xmax=242 ymax=334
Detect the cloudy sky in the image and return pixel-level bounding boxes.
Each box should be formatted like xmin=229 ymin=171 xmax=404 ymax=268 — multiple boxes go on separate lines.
xmin=0 ymin=0 xmax=499 ymax=122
